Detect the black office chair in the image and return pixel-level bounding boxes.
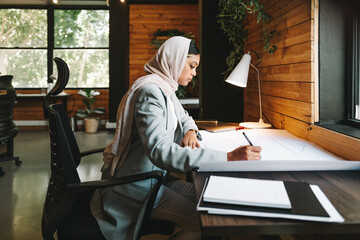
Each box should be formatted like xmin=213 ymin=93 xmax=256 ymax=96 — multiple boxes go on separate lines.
xmin=41 ymin=57 xmax=175 ymax=240
xmin=0 ymin=75 xmax=21 ymax=177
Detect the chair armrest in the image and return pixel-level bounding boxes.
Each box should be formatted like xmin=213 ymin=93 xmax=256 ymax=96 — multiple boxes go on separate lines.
xmin=68 ymin=170 xmax=163 ymax=193
xmin=80 ymin=147 xmax=105 ymax=157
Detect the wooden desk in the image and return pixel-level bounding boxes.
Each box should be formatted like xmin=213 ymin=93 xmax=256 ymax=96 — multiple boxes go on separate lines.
xmin=192 ymin=170 xmax=360 ymax=238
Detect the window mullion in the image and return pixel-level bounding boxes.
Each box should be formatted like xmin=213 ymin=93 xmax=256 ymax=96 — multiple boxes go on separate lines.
xmin=48 ymin=7 xmax=54 ymax=85
xmin=355 ymin=16 xmax=360 ymax=120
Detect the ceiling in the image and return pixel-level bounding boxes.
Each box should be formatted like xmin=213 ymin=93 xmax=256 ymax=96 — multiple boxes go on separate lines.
xmin=0 ymin=0 xmax=107 ymax=5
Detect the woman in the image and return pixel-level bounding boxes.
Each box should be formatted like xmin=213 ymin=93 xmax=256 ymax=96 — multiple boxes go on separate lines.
xmin=91 ymin=36 xmax=261 ymax=240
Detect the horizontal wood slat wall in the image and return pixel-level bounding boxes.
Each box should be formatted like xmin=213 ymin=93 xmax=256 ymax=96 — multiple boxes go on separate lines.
xmin=244 ymin=0 xmax=314 ymax=133
xmin=244 ymin=0 xmax=360 ymax=160
xmin=13 ymin=89 xmax=109 ymax=122
xmin=129 ymin=4 xmax=199 ymax=86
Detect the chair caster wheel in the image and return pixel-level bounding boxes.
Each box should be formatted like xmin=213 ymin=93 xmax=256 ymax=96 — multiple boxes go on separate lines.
xmin=15 ymin=159 xmax=22 ymax=166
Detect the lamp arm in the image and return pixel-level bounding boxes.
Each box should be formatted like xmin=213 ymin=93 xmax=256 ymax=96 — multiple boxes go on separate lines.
xmin=250 ymin=63 xmax=263 ymax=120
xmin=249 ymin=50 xmax=260 ymax=67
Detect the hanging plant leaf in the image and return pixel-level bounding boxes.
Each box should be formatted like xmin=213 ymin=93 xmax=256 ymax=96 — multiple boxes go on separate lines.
xmin=217 ymin=0 xmax=277 ymax=79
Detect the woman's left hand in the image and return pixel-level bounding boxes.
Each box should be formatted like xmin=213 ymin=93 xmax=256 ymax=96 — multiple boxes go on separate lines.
xmin=180 ymin=130 xmax=200 ymax=149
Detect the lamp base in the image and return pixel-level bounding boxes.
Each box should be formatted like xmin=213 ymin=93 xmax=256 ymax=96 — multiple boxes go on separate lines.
xmin=239 ymin=119 xmax=272 ymax=129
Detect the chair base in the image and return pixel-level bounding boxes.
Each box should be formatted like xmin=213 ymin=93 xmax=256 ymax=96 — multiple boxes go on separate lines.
xmin=0 ymin=156 xmax=22 ymax=166
xmin=0 ymin=138 xmax=21 ymax=166
xmin=0 ymin=156 xmax=21 ymax=177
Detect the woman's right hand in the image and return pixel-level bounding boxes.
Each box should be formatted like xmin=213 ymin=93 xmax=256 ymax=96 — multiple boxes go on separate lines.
xmin=227 ymin=145 xmax=262 ymax=161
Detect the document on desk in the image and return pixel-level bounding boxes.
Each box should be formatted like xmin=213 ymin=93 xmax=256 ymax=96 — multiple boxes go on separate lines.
xmin=198 ymin=129 xmax=360 ymax=172
xmin=203 ymin=176 xmax=291 ymax=209
xmin=197 ymin=178 xmax=344 ymax=222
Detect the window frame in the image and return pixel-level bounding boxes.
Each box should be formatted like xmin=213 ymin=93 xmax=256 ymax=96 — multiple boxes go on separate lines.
xmin=345 ymin=10 xmax=360 ymax=127
xmin=0 ymin=4 xmax=109 ymax=89
xmin=317 ymin=0 xmax=360 ymax=139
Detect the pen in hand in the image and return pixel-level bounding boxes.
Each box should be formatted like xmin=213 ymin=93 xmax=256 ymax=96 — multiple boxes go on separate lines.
xmin=242 ymin=132 xmax=253 ymax=146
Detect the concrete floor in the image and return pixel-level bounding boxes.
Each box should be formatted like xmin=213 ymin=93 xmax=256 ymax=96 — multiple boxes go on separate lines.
xmin=0 ymin=130 xmax=113 ymax=240
xmin=0 ymin=130 xmax=180 ymax=240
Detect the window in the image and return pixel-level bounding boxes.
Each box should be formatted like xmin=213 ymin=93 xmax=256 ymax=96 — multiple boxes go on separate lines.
xmin=318 ymin=0 xmax=360 ymax=138
xmin=0 ymin=8 xmax=109 ymax=88
xmin=353 ymin=16 xmax=360 ymax=121
xmin=54 ymin=9 xmax=109 ymax=88
xmin=346 ymin=7 xmax=359 ymax=124
xmin=0 ymin=9 xmax=47 ymax=88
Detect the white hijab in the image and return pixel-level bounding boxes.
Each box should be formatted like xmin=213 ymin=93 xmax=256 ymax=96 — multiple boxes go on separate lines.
xmin=103 ymin=36 xmax=191 ymax=176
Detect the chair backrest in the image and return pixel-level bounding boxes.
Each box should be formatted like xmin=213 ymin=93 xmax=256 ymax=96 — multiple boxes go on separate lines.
xmin=0 ymin=75 xmax=18 ymax=142
xmin=43 ymin=57 xmax=70 ymax=119
xmin=43 ymin=102 xmax=167 ymax=240
xmin=42 ymin=103 xmax=84 ymax=240
xmin=42 ymin=58 xmax=83 ymax=240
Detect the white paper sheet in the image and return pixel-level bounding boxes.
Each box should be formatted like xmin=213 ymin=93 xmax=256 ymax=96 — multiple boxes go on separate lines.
xmin=199 ymin=160 xmax=360 ymax=172
xmin=198 ymin=129 xmax=360 ymax=172
xmin=204 ymin=176 xmax=291 ymax=209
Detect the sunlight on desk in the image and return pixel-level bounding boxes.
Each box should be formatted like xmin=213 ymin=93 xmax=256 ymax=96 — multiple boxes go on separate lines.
xmin=198 ymin=129 xmax=360 ymax=172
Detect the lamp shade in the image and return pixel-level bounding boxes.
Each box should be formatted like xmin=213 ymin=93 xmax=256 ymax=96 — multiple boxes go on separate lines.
xmin=225 ymin=53 xmax=251 ymax=88
xmin=224 ymin=51 xmax=272 ymax=129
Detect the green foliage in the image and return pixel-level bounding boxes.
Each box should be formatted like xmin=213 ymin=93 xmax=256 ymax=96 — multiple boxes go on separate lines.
xmin=0 ymin=9 xmax=109 ymax=88
xmin=151 ymin=29 xmax=195 ymax=49
xmin=76 ymin=88 xmax=106 ymax=119
xmin=54 ymin=49 xmax=109 ymax=88
xmin=54 ymin=10 xmax=109 ymax=48
xmin=151 ymin=29 xmax=198 ymax=99
xmin=0 ymin=9 xmax=47 ymax=47
xmin=0 ymin=9 xmax=48 ymax=87
xmin=217 ymin=0 xmax=277 ymax=78
xmin=54 ymin=10 xmax=81 ymax=47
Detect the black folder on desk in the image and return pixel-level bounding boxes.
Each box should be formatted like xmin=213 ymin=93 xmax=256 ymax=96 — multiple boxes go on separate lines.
xmin=197 ymin=179 xmax=337 ymax=222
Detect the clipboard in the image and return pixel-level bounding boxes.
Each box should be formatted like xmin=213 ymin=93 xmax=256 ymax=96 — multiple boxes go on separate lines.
xmin=196 ymin=120 xmax=237 ymax=133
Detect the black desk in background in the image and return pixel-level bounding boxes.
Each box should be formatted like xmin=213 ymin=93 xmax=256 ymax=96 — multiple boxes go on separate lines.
xmin=180 ymin=98 xmax=199 ymax=119
xmin=191 ymin=170 xmax=360 ymax=238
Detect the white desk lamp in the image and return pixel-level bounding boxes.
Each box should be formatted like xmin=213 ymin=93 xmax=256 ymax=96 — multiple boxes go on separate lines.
xmin=225 ymin=51 xmax=271 ymax=129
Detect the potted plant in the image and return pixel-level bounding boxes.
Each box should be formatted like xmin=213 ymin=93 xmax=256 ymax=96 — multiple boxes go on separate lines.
xmin=76 ymin=88 xmax=106 ymax=133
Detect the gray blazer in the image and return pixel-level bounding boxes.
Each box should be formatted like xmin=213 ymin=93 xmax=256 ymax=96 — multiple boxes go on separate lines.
xmin=91 ymin=84 xmax=226 ymax=240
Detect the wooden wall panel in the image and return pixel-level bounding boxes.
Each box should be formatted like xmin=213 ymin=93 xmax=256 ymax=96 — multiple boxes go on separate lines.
xmin=248 ymin=62 xmax=312 ymax=82
xmin=246 ymin=0 xmax=310 ymax=45
xmin=13 ymin=89 xmax=109 ymax=121
xmin=244 ymin=92 xmax=312 ymax=123
xmin=129 ymin=4 xmax=199 ymax=86
xmin=244 ymin=0 xmax=314 ymax=126
xmin=246 ymin=80 xmax=313 ymax=102
xmin=243 ymin=0 xmax=360 ymax=160
xmin=249 ymin=41 xmax=312 ymax=67
xmin=308 ymin=126 xmax=360 ymax=161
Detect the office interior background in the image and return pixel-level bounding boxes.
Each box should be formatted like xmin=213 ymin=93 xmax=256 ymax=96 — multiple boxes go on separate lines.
xmin=0 ymin=0 xmax=359 ymax=239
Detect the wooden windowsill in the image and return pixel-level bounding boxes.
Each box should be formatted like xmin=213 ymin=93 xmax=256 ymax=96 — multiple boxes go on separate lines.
xmin=308 ymin=124 xmax=360 ymax=161
xmin=315 ymin=123 xmax=360 ymax=139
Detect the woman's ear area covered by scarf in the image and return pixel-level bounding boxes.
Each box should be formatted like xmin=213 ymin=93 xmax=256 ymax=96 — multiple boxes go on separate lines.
xmin=144 ymin=36 xmax=191 ymax=92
